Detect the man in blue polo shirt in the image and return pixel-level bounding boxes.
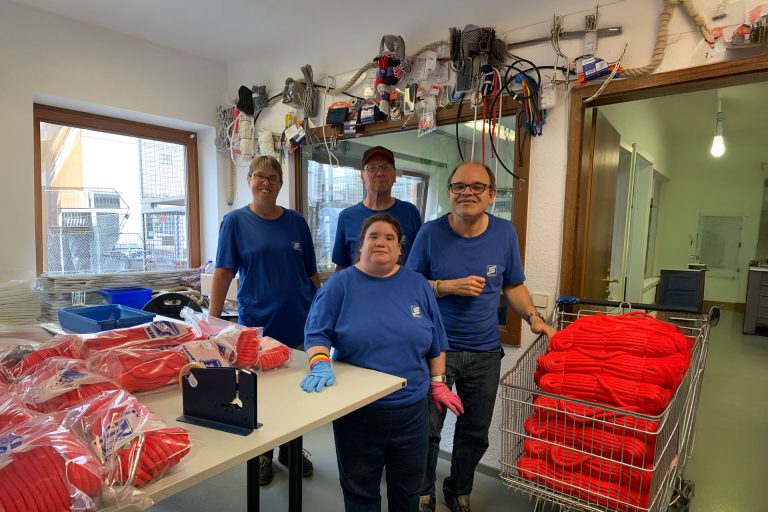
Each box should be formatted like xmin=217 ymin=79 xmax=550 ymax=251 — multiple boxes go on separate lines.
xmin=408 ymin=161 xmax=556 ymax=512
xmin=332 ymin=146 xmax=422 ymax=270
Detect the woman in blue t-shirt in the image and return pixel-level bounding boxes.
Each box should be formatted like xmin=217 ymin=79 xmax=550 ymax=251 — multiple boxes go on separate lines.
xmin=210 ymin=155 xmax=320 ymax=485
xmin=301 ymin=213 xmax=463 ymax=512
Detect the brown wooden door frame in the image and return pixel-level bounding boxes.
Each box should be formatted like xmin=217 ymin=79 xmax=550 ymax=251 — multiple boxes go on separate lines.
xmin=295 ymin=97 xmax=532 ymax=345
xmin=561 ymin=54 xmax=768 ymax=297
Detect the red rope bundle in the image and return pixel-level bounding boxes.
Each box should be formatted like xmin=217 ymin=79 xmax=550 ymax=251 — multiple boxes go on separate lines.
xmin=62 ymin=390 xmax=193 ymax=488
xmin=113 ymin=428 xmax=191 ymax=487
xmin=0 ymin=395 xmax=37 ymax=433
xmin=532 ymin=396 xmax=658 ymax=435
xmin=87 ymin=347 xmax=189 ymax=393
xmin=11 ymin=335 xmax=80 ymax=377
xmin=255 ymin=336 xmax=292 ymax=371
xmin=535 ymin=350 xmax=689 ymax=390
xmin=12 ymin=357 xmax=120 ymax=413
xmin=73 ymin=321 xmax=197 ymax=358
xmin=517 ymin=455 xmax=649 ymax=510
xmin=234 ymin=329 xmax=260 ymax=368
xmin=524 ymin=439 xmax=653 ymax=490
xmin=538 ymin=372 xmax=672 ymax=415
xmin=549 ymin=312 xmax=692 ymax=358
xmin=524 ymin=414 xmax=654 ymax=464
xmin=0 ymin=418 xmax=102 ymax=512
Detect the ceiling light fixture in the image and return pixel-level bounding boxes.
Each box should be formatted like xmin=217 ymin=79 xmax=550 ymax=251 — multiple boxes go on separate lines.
xmin=710 ymin=98 xmax=725 ymax=158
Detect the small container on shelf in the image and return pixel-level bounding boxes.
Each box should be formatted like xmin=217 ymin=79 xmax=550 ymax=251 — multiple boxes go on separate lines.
xmin=98 ymin=288 xmax=153 ymax=310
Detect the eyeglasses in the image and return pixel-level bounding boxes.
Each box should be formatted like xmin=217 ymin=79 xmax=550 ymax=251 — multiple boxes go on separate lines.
xmin=363 ymin=164 xmax=395 ymax=173
xmin=250 ymin=173 xmax=281 ymax=184
xmin=448 ymin=182 xmax=490 ymax=194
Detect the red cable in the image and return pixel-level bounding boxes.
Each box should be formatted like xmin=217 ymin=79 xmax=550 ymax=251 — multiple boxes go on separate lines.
xmin=87 ymin=347 xmax=189 ymax=393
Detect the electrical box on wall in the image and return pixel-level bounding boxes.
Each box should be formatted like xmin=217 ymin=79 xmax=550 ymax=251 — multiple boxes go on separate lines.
xmin=200 ymin=273 xmax=239 ymax=302
xmin=531 ymin=293 xmax=549 ymax=310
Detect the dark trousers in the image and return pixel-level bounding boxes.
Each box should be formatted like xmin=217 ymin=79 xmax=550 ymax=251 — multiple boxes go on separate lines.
xmin=333 ymin=397 xmax=429 ymax=512
xmin=421 ymin=348 xmax=503 ymax=500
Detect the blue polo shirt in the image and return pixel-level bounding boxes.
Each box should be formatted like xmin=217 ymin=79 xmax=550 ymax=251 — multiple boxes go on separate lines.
xmin=215 ymin=206 xmax=317 ymax=348
xmin=406 ymin=214 xmax=525 ymax=351
xmin=332 ymin=199 xmax=422 ymax=267
xmin=304 ymin=266 xmax=446 ymax=408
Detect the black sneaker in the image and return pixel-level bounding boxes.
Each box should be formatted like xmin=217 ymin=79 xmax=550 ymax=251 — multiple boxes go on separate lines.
xmin=445 ymin=494 xmax=471 ymax=512
xmin=258 ymin=455 xmax=273 ymax=486
xmin=278 ymin=447 xmax=314 ymax=477
xmin=419 ymin=494 xmax=436 ymax=512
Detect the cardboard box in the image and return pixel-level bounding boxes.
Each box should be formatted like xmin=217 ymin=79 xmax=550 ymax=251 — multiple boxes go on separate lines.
xmin=200 ymin=273 xmax=239 ymax=302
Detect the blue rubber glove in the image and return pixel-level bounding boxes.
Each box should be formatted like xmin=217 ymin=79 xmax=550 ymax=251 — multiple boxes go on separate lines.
xmin=300 ymin=361 xmax=336 ymax=392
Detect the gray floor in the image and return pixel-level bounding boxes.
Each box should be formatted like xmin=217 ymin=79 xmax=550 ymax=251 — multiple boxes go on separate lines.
xmin=150 ymin=310 xmax=768 ymax=511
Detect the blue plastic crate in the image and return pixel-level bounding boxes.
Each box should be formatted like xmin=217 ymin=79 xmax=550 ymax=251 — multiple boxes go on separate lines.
xmin=58 ymin=305 xmax=155 ymax=334
xmin=98 ymin=287 xmax=153 ymax=310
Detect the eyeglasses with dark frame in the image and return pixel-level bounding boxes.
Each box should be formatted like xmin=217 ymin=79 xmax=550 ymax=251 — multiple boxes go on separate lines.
xmin=250 ymin=172 xmax=281 ymax=184
xmin=363 ymin=164 xmax=396 ymax=173
xmin=448 ymin=182 xmax=490 ymax=194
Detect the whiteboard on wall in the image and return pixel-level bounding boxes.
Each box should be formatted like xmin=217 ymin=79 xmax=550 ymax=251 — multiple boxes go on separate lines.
xmin=697 ymin=215 xmax=743 ymax=277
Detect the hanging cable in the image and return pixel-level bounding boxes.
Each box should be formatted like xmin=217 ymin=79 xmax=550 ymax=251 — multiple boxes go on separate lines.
xmin=455 ymin=93 xmax=466 ymax=162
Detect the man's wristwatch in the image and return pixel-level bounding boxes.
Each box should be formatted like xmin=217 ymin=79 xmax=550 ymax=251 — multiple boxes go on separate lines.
xmin=525 ymin=311 xmax=546 ymax=325
xmin=430 ymin=375 xmax=446 ymax=383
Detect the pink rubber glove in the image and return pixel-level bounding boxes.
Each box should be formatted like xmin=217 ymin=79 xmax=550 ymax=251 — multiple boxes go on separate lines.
xmin=430 ymin=382 xmax=464 ymax=415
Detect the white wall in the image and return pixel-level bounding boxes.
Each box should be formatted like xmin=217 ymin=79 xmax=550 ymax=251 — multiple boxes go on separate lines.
xmin=0 ymin=0 xmax=228 ymax=279
xmin=655 ymin=129 xmax=765 ymax=303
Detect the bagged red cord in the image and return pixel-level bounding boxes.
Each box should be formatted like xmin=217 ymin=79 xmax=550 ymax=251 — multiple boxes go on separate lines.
xmin=11 ymin=357 xmax=120 ymax=413
xmin=538 ymin=372 xmax=672 ymax=415
xmin=71 ymin=321 xmax=198 ymax=358
xmin=535 ymin=350 xmax=690 ymax=390
xmin=0 ymin=395 xmax=37 ymax=433
xmin=549 ymin=312 xmax=692 ymax=358
xmin=11 ymin=335 xmax=82 ymax=377
xmin=524 ymin=439 xmax=653 ymax=490
xmin=61 ymin=390 xmax=194 ymax=488
xmin=255 ymin=336 xmax=292 ymax=371
xmin=86 ymin=346 xmax=190 ymax=393
xmin=524 ymin=414 xmax=654 ymax=464
xmin=180 ymin=309 xmax=264 ymax=368
xmin=0 ymin=415 xmax=103 ymax=511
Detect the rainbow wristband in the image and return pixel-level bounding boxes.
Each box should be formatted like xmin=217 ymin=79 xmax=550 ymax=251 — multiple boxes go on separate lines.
xmin=309 ymin=353 xmax=331 ymax=369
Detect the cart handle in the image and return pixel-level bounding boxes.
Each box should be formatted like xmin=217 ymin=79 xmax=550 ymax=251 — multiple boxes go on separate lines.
xmin=556 ymin=296 xmax=720 ymax=326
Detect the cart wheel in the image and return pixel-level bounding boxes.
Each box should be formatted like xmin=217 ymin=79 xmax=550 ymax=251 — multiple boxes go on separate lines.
xmin=708 ymin=306 xmax=720 ymax=327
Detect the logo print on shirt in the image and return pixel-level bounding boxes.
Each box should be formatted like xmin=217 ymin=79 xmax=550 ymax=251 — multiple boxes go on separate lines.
xmin=487 ymin=265 xmax=497 ymax=276
xmin=292 ymin=242 xmax=301 ymax=251
xmin=411 ymin=305 xmax=421 ymax=318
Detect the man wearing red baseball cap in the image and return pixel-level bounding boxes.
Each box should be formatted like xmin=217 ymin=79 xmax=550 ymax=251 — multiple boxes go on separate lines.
xmin=332 ymin=146 xmax=422 ymax=269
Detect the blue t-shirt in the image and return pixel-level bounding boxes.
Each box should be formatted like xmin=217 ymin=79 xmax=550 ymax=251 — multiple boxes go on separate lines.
xmin=332 ymin=199 xmax=422 ymax=267
xmin=304 ymin=266 xmax=447 ymax=408
xmin=406 ymin=214 xmax=525 ymax=351
xmin=215 ymin=206 xmax=317 ymax=348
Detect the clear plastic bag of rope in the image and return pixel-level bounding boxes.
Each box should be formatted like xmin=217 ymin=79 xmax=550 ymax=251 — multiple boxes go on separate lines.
xmin=0 ymin=415 xmax=104 ymax=511
xmin=0 ymin=394 xmax=38 ymax=434
xmin=60 ymin=390 xmax=197 ymax=496
xmin=10 ymin=357 xmax=121 ymax=413
xmin=181 ymin=308 xmax=291 ymax=371
xmin=86 ymin=344 xmax=191 ymax=394
xmin=70 ymin=321 xmax=198 ymax=358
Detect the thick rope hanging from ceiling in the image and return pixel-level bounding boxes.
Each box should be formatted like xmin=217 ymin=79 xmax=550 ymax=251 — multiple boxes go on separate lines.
xmin=621 ymin=0 xmax=713 ymax=78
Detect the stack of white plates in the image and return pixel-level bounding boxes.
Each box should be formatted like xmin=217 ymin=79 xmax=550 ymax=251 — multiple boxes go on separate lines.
xmin=0 ymin=280 xmax=42 ymax=324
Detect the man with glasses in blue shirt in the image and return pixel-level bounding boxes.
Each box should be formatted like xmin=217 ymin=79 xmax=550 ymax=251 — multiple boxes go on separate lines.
xmin=332 ymin=146 xmax=422 ymax=270
xmin=408 ymin=161 xmax=556 ymax=512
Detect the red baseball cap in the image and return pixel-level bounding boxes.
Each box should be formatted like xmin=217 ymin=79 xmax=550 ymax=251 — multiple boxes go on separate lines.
xmin=362 ymin=146 xmax=395 ymax=167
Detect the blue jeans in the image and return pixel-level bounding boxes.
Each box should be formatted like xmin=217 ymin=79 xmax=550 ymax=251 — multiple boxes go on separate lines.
xmin=421 ymin=348 xmax=503 ymax=500
xmin=333 ymin=397 xmax=429 ymax=512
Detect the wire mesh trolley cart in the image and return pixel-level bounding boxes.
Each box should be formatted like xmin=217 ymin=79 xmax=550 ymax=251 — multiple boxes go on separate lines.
xmin=499 ymin=298 xmax=719 ymax=512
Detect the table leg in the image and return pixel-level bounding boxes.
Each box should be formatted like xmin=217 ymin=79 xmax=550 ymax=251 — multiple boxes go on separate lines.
xmin=247 ymin=456 xmax=260 ymax=511
xmin=288 ymin=436 xmax=302 ymax=512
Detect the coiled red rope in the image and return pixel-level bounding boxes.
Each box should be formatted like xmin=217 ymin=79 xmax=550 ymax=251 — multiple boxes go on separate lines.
xmin=63 ymin=390 xmax=192 ymax=488
xmin=0 ymin=418 xmax=102 ymax=512
xmin=0 ymin=394 xmax=37 ymax=433
xmin=12 ymin=357 xmax=120 ymax=413
xmin=87 ymin=347 xmax=189 ymax=393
